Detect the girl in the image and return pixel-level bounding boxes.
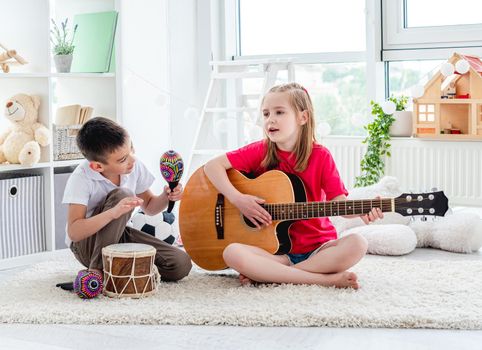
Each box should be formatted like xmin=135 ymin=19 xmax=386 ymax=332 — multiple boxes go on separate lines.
xmin=204 ymin=83 xmax=382 ymax=289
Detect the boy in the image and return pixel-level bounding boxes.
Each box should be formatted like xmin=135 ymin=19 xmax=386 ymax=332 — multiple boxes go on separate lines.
xmin=63 ymin=117 xmax=192 ymax=282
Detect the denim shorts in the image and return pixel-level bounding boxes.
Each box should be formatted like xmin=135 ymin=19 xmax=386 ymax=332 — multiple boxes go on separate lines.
xmin=286 ymin=241 xmax=333 ymax=265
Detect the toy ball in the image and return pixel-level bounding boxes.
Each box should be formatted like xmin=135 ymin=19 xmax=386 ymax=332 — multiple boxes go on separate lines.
xmin=440 ymin=62 xmax=455 ymax=77
xmin=411 ymin=85 xmax=425 ymax=99
xmin=455 ymin=59 xmax=470 ymax=74
xmin=131 ymin=210 xmax=178 ymax=245
xmin=74 ymin=270 xmax=103 ymax=299
xmin=160 ymin=150 xmax=183 ymax=183
xmin=381 ymin=100 xmax=396 ymax=115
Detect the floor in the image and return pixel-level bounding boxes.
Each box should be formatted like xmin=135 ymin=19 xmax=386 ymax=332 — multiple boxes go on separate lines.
xmin=1 ymin=207 xmax=481 ymax=350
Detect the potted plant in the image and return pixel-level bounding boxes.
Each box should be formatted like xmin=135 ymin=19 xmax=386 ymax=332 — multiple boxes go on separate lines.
xmin=389 ymin=95 xmax=412 ymax=137
xmin=355 ymin=95 xmax=408 ymax=187
xmin=50 ymin=18 xmax=78 ymax=73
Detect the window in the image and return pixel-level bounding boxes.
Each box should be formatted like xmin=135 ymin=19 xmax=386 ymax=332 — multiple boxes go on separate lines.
xmin=406 ymin=0 xmax=482 ymax=28
xmin=388 ymin=59 xmax=444 ymax=98
xmin=237 ymin=0 xmax=367 ymax=136
xmin=296 ymin=63 xmax=367 ymax=136
xmin=383 ymin=0 xmax=482 ymax=51
xmin=418 ymin=104 xmax=435 ymax=122
xmin=239 ymin=0 xmax=366 ymax=55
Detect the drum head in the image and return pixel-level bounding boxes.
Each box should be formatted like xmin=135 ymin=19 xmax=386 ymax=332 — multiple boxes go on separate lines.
xmin=104 ymin=243 xmax=155 ymax=253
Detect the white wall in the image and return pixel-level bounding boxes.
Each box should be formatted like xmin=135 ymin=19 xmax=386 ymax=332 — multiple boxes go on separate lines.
xmin=168 ymin=0 xmax=211 ymax=170
xmin=120 ymin=0 xmax=211 ymax=192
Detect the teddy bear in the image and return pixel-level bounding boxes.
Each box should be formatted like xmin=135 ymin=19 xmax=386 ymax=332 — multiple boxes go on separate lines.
xmin=330 ymin=177 xmax=482 ymax=255
xmin=0 ymin=93 xmax=50 ymax=166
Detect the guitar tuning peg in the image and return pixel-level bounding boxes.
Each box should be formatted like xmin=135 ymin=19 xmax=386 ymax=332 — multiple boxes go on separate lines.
xmin=431 ymin=187 xmax=438 ymax=192
xmin=421 ymin=215 xmax=427 ymax=222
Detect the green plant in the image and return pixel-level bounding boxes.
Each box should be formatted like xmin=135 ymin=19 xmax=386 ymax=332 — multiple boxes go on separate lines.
xmin=354 ymin=95 xmax=409 ymax=187
xmin=50 ymin=18 xmax=78 ymax=55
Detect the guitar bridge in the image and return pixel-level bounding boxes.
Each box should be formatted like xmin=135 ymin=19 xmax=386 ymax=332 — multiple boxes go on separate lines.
xmin=215 ymin=194 xmax=224 ymax=239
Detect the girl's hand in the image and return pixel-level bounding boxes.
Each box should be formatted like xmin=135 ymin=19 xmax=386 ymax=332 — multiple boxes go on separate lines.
xmin=165 ymin=184 xmax=183 ymax=202
xmin=360 ymin=196 xmax=384 ymax=224
xmin=231 ymin=193 xmax=272 ymax=229
xmin=111 ymin=197 xmax=144 ymax=219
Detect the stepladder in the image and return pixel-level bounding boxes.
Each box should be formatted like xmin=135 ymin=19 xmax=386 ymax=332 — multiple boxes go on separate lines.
xmin=186 ymin=58 xmax=295 ymax=176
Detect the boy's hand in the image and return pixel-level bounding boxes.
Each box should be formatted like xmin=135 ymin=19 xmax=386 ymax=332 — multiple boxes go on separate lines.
xmin=110 ymin=197 xmax=144 ymax=219
xmin=164 ymin=183 xmax=183 ymax=202
xmin=360 ymin=196 xmax=384 ymax=224
xmin=231 ymin=193 xmax=272 ymax=229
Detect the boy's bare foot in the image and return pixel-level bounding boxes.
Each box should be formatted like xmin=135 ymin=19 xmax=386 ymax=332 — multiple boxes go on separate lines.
xmin=323 ymin=271 xmax=359 ymax=289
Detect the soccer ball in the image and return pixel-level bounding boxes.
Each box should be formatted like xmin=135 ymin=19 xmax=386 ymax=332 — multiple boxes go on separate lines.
xmin=130 ymin=210 xmax=178 ymax=245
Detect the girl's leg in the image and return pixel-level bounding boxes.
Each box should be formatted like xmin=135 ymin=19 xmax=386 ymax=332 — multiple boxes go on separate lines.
xmin=294 ymin=233 xmax=368 ymax=274
xmin=223 ymin=243 xmax=359 ymax=288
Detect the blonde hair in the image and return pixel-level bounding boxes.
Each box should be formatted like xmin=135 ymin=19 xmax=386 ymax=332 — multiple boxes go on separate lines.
xmin=261 ymin=82 xmax=317 ymax=172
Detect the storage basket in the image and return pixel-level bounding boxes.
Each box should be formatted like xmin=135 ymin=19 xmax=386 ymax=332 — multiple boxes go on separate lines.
xmin=53 ymin=124 xmax=84 ymax=161
xmin=0 ymin=173 xmax=46 ymax=259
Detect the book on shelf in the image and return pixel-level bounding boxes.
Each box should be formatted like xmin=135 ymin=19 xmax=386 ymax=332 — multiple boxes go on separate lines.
xmin=55 ymin=105 xmax=93 ymax=125
xmin=71 ymin=11 xmax=118 ymax=73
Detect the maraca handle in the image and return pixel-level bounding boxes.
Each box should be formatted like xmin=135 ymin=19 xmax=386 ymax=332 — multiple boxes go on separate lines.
xmin=166 ymin=181 xmax=178 ymax=213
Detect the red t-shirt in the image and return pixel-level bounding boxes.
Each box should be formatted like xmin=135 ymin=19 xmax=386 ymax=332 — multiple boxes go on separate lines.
xmin=226 ymin=140 xmax=348 ymax=254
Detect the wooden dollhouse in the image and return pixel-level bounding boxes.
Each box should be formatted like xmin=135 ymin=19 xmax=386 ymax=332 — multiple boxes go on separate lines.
xmin=412 ymin=53 xmax=482 ymax=140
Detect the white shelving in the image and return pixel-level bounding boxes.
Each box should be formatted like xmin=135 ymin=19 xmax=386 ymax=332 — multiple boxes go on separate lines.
xmin=0 ymin=0 xmax=121 ymax=267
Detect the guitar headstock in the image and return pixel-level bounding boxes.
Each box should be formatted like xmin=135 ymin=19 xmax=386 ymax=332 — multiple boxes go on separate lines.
xmin=394 ymin=191 xmax=449 ymax=217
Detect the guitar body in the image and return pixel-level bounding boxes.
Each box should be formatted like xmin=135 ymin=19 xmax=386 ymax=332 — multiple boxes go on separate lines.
xmin=179 ymin=167 xmax=306 ymax=270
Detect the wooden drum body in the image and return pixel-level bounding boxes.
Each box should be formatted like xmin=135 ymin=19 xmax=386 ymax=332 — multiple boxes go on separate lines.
xmin=102 ymin=243 xmax=160 ymax=298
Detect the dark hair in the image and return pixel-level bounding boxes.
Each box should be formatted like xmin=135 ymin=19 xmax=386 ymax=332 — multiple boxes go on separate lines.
xmin=76 ymin=117 xmax=128 ymax=163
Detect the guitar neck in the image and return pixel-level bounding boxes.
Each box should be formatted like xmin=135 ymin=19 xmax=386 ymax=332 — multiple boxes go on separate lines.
xmin=262 ymin=198 xmax=394 ymax=220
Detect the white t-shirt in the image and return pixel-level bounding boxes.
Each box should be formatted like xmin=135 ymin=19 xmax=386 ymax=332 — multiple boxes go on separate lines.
xmin=62 ymin=159 xmax=155 ymax=246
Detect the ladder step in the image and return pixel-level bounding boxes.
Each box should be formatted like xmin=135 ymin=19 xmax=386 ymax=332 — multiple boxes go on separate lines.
xmin=213 ymin=72 xmax=265 ymax=79
xmin=210 ymin=58 xmax=293 ymax=67
xmin=205 ymin=107 xmax=258 ymax=113
xmin=193 ymin=149 xmax=227 ymax=155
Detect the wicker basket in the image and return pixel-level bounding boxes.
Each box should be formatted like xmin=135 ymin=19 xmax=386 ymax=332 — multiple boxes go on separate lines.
xmin=53 ymin=124 xmax=84 ymax=161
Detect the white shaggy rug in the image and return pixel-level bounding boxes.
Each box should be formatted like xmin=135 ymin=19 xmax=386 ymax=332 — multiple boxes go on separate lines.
xmin=1 ymin=253 xmax=482 ymax=329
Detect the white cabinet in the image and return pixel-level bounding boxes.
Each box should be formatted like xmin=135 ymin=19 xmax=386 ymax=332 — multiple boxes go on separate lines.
xmin=0 ymin=0 xmax=121 ymax=267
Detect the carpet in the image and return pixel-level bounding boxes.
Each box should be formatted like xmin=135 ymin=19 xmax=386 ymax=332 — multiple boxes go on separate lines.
xmin=1 ymin=254 xmax=481 ymax=329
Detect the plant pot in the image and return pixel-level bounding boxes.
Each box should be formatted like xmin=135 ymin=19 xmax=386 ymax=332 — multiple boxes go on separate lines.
xmin=54 ymin=54 xmax=73 ymax=73
xmin=389 ymin=111 xmax=413 ymax=137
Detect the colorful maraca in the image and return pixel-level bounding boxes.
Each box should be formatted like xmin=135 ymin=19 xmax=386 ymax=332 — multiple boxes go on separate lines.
xmin=73 ymin=270 xmax=103 ymax=299
xmin=160 ymin=150 xmax=184 ymax=224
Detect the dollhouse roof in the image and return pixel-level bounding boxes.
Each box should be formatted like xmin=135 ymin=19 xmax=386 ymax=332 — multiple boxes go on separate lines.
xmin=420 ymin=53 xmax=482 ymax=96
xmin=458 ymin=54 xmax=482 ymax=75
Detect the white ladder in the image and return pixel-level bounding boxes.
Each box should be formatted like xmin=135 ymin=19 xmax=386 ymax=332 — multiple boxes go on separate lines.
xmin=186 ymin=58 xmax=295 ymax=176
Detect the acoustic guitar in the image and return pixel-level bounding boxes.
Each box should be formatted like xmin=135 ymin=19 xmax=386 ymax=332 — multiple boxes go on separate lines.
xmin=179 ymin=167 xmax=449 ymax=270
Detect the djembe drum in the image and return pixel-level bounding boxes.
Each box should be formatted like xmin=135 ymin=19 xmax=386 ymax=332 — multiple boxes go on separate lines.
xmin=102 ymin=243 xmax=160 ymax=298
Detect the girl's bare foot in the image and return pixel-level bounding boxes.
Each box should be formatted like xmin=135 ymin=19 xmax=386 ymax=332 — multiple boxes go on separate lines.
xmin=324 ymin=271 xmax=359 ymax=289
xmin=239 ymin=273 xmax=254 ymax=286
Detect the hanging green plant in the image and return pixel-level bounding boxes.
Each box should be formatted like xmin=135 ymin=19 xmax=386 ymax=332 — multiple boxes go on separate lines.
xmin=354 ymin=95 xmax=408 ymax=187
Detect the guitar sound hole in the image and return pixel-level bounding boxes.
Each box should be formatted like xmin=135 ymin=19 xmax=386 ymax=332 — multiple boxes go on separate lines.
xmin=243 ymin=216 xmax=262 ymax=228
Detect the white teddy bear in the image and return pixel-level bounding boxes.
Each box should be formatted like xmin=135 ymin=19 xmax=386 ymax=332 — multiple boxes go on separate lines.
xmin=331 ymin=177 xmax=482 ymax=255
xmin=0 ymin=93 xmax=50 ymax=166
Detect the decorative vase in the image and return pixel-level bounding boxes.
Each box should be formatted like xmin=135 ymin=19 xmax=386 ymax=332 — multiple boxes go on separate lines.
xmin=389 ymin=110 xmax=413 ymax=137
xmin=54 ymin=54 xmax=73 ymax=73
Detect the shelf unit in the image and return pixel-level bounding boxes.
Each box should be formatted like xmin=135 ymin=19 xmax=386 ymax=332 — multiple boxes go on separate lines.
xmin=0 ymin=0 xmax=121 ymax=268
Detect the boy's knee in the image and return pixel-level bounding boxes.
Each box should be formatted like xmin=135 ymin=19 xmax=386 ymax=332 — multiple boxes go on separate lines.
xmin=161 ymin=250 xmax=192 ymax=282
xmin=107 ymin=188 xmax=135 ymax=201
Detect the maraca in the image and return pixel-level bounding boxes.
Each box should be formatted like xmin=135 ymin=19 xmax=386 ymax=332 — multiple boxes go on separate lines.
xmin=160 ymin=150 xmax=183 ymax=224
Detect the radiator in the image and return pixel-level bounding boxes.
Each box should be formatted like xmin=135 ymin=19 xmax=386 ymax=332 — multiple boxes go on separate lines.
xmin=322 ymin=137 xmax=482 ymax=206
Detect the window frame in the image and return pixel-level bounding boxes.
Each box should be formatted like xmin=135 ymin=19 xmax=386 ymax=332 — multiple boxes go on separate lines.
xmin=382 ymin=0 xmax=482 ymax=54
